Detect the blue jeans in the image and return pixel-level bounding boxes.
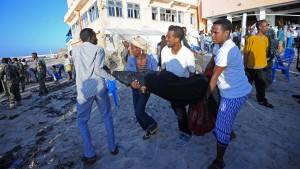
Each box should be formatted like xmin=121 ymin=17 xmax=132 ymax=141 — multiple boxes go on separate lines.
xmin=77 ymin=89 xmax=116 ymax=157
xmin=132 ymin=89 xmax=156 ymax=132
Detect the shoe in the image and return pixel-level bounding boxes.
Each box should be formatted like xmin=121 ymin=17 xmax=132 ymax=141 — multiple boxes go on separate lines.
xmin=208 ymin=159 xmax=226 ymax=169
xmin=177 ymin=132 xmax=192 ymax=146
xmin=110 ymin=146 xmax=119 ymax=156
xmin=258 ymin=102 xmax=274 ymax=108
xmin=7 ymin=103 xmax=16 ymax=110
xmin=292 ymin=95 xmax=300 ymax=98
xmin=81 ymin=155 xmax=97 ymax=164
xmin=143 ymin=123 xmax=158 ymax=140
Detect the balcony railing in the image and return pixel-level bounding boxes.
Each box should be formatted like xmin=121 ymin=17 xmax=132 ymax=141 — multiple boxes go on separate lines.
xmin=64 ymin=0 xmax=89 ymax=22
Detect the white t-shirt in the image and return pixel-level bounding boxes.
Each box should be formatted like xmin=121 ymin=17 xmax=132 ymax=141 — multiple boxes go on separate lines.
xmin=213 ymin=40 xmax=252 ymax=98
xmin=161 ymin=45 xmax=195 ymax=78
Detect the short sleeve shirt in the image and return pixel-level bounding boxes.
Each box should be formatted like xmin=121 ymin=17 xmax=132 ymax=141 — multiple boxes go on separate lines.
xmin=161 ymin=46 xmax=195 ymax=78
xmin=213 ymin=40 xmax=252 ymax=98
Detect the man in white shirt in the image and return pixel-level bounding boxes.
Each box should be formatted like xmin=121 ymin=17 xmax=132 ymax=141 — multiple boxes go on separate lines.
xmin=161 ymin=25 xmax=195 ymax=146
xmin=72 ymin=28 xmax=118 ymax=164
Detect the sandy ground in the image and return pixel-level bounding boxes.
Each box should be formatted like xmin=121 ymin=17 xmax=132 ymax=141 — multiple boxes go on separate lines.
xmin=0 ymin=54 xmax=299 ymax=169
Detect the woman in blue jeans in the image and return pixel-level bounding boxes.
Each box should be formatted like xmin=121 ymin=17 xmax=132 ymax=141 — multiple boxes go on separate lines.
xmin=127 ymin=37 xmax=158 ymax=139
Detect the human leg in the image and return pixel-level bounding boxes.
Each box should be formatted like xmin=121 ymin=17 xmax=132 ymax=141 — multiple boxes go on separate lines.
xmin=211 ymin=95 xmax=249 ymax=167
xmin=38 ymin=73 xmax=48 ymax=95
xmin=132 ymin=91 xmax=156 ymax=130
xmin=95 ymin=89 xmax=117 ymax=153
xmin=77 ymin=97 xmax=95 ymax=157
xmin=255 ymin=69 xmax=270 ymax=104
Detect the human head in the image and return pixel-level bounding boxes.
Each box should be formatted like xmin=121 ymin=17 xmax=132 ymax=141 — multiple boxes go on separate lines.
xmin=123 ymin=41 xmax=129 ymax=48
xmin=211 ymin=18 xmax=232 ymax=46
xmin=2 ymin=58 xmax=8 ymax=64
xmin=64 ymin=54 xmax=68 ymax=58
xmin=256 ymin=20 xmax=269 ymax=33
xmin=32 ymin=52 xmax=38 ymax=60
xmin=166 ymin=25 xmax=184 ymax=47
xmin=80 ymin=28 xmax=98 ymax=45
xmin=182 ymin=27 xmax=187 ymax=35
xmin=131 ymin=37 xmax=147 ymax=56
xmin=161 ymin=35 xmax=166 ymax=41
xmin=12 ymin=58 xmax=18 ymax=62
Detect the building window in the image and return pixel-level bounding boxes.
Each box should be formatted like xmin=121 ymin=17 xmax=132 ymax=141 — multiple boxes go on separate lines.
xmin=152 ymin=7 xmax=158 ymax=20
xmin=127 ymin=3 xmax=140 ymax=19
xmin=178 ymin=11 xmax=184 ymax=23
xmin=88 ymin=2 xmax=99 ymax=22
xmin=160 ymin=8 xmax=166 ymax=21
xmin=160 ymin=8 xmax=176 ymax=22
xmin=190 ymin=13 xmax=195 ymax=25
xmin=71 ymin=20 xmax=80 ymax=35
xmin=108 ymin=0 xmax=123 ymax=17
xmin=81 ymin=12 xmax=89 ymax=28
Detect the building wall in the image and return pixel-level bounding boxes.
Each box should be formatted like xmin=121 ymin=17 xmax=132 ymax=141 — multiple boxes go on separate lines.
xmin=65 ymin=0 xmax=199 ymax=52
xmin=202 ymin=0 xmax=297 ymax=18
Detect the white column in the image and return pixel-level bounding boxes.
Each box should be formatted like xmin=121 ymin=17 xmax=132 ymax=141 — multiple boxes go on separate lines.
xmin=259 ymin=7 xmax=266 ymax=20
xmin=241 ymin=13 xmax=247 ymax=48
xmin=227 ymin=14 xmax=232 ymax=22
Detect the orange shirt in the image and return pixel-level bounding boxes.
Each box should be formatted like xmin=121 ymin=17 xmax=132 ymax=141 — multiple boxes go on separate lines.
xmin=244 ymin=35 xmax=269 ymax=69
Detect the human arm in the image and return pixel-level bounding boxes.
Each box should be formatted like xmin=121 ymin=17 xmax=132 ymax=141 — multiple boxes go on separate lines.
xmin=204 ymin=65 xmax=225 ymax=103
xmin=95 ymin=48 xmax=115 ymax=80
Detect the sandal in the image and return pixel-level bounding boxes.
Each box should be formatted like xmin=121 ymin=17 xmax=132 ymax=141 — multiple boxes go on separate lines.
xmin=208 ymin=159 xmax=226 ymax=169
xmin=258 ymin=102 xmax=274 ymax=108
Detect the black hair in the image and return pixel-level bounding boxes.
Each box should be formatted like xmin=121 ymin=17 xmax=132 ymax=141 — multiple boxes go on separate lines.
xmin=2 ymin=58 xmax=8 ymax=64
xmin=256 ymin=20 xmax=267 ymax=30
xmin=32 ymin=52 xmax=37 ymax=56
xmin=213 ymin=18 xmax=233 ymax=32
xmin=168 ymin=25 xmax=184 ymax=40
xmin=12 ymin=58 xmax=18 ymax=61
xmin=80 ymin=28 xmax=96 ymax=42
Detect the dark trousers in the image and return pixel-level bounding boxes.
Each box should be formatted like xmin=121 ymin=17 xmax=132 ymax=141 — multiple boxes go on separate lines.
xmin=245 ymin=68 xmax=267 ymax=103
xmin=132 ymin=89 xmax=156 ymax=132
xmin=19 ymin=76 xmax=26 ymax=91
xmin=265 ymin=60 xmax=273 ymax=86
xmin=171 ymin=103 xmax=192 ymax=135
xmin=38 ymin=72 xmax=48 ymax=94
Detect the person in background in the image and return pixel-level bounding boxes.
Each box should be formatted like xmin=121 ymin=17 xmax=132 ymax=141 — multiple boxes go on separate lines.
xmin=244 ymin=20 xmax=273 ymax=108
xmin=204 ymin=18 xmax=251 ymax=169
xmin=64 ymin=54 xmax=73 ymax=80
xmin=286 ymin=25 xmax=294 ymax=48
xmin=161 ymin=25 xmax=195 ymax=146
xmin=277 ymin=26 xmax=285 ymax=53
xmin=121 ymin=41 xmax=130 ymax=70
xmin=0 ymin=58 xmax=22 ymax=109
xmin=264 ymin=28 xmax=278 ymax=90
xmin=157 ymin=35 xmax=167 ymax=69
xmin=205 ymin=33 xmax=213 ymax=53
xmin=127 ymin=36 xmax=158 ymax=139
xmin=199 ymin=30 xmax=206 ymax=53
xmin=12 ymin=58 xmax=26 ymax=92
xmin=32 ymin=52 xmax=48 ymax=96
xmin=72 ymin=28 xmax=118 ymax=164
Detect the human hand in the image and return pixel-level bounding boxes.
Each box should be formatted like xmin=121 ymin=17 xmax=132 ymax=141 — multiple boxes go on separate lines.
xmin=131 ymin=80 xmax=140 ymax=89
xmin=139 ymin=86 xmax=147 ymax=93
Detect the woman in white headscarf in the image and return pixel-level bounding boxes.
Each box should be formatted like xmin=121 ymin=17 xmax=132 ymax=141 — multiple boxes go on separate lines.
xmin=126 ymin=37 xmax=158 ymax=139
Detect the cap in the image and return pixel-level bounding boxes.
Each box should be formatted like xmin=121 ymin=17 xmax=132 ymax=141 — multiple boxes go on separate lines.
xmin=131 ymin=37 xmax=147 ymax=51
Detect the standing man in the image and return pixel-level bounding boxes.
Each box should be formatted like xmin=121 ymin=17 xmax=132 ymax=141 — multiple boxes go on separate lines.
xmin=12 ymin=58 xmax=26 ymax=92
xmin=32 ymin=52 xmax=48 ymax=96
xmin=244 ymin=20 xmax=273 ymax=108
xmin=72 ymin=28 xmax=118 ymax=164
xmin=0 ymin=58 xmax=22 ymax=109
xmin=161 ymin=25 xmax=195 ymax=146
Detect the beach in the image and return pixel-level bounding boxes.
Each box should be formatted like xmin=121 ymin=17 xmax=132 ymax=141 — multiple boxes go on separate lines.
xmin=0 ymin=54 xmax=300 ymax=169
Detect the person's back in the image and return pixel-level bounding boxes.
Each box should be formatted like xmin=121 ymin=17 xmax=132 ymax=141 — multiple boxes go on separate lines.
xmin=73 ymin=28 xmax=118 ymax=164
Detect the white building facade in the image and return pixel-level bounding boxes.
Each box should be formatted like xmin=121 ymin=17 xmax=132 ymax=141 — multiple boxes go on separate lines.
xmin=64 ymin=0 xmax=200 ymax=53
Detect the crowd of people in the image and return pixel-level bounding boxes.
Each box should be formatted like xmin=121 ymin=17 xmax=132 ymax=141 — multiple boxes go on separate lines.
xmin=0 ymin=52 xmax=75 ymax=109
xmin=1 ymin=18 xmax=299 ymax=169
